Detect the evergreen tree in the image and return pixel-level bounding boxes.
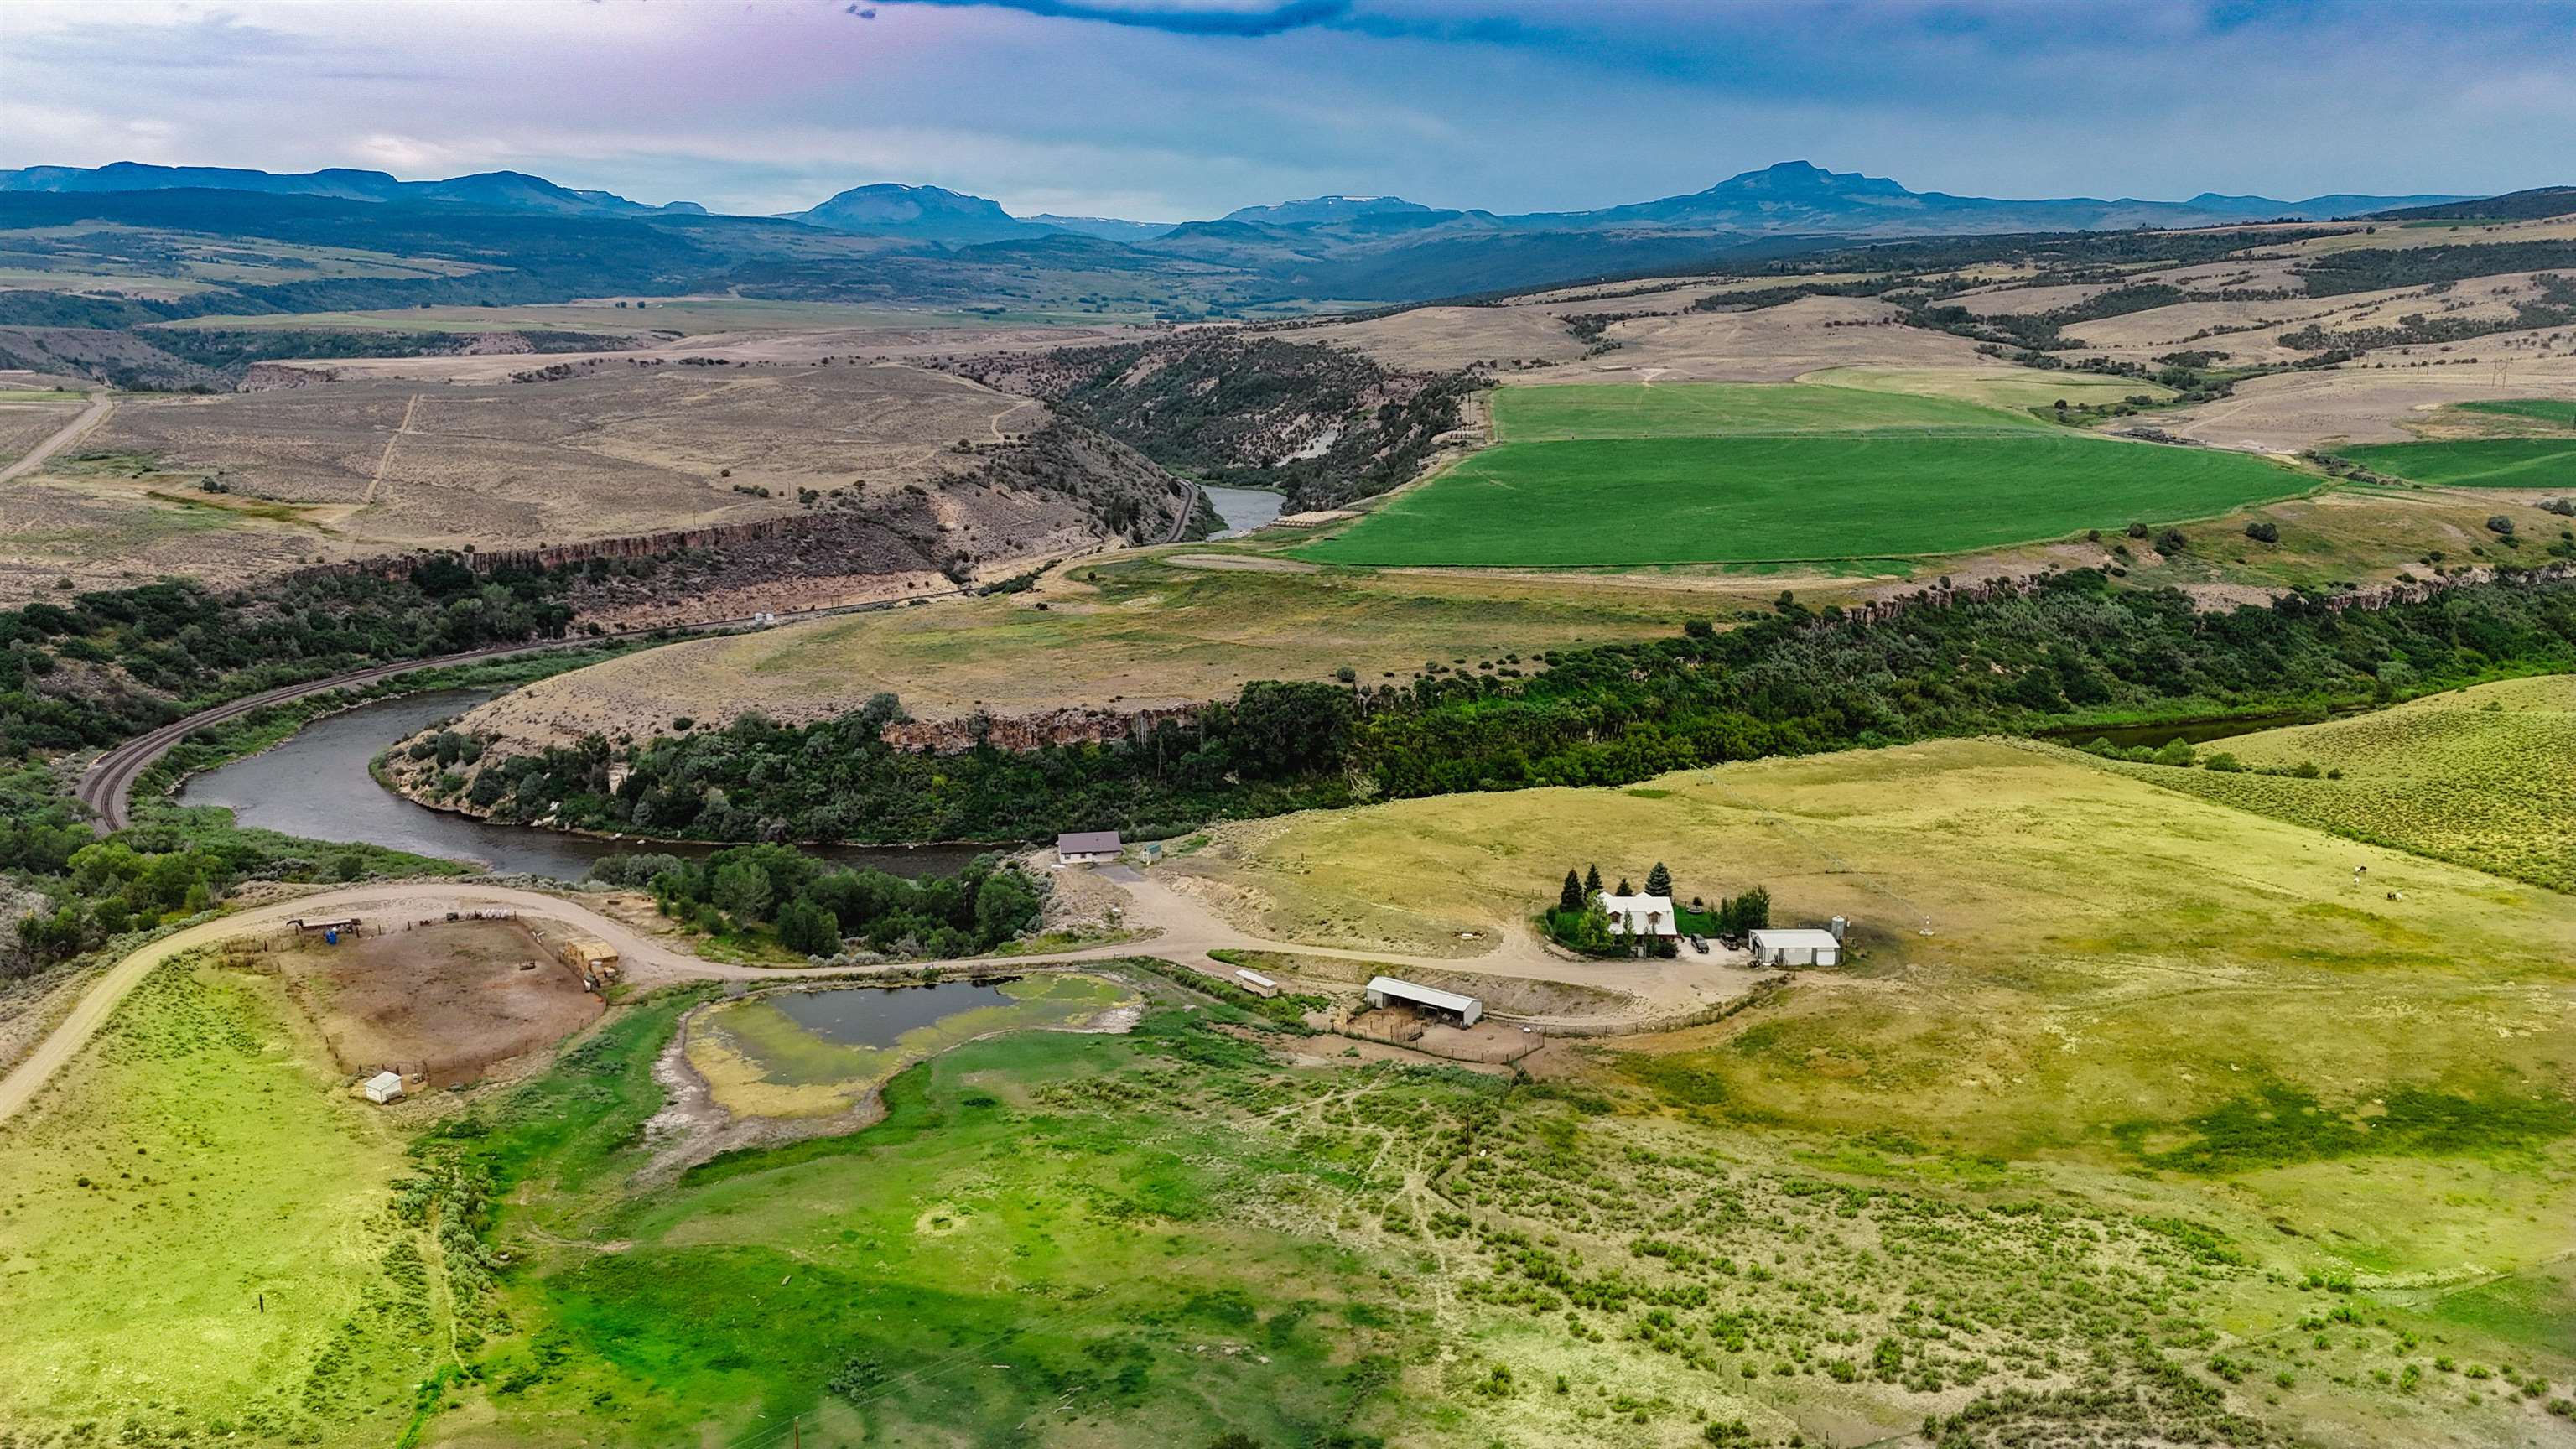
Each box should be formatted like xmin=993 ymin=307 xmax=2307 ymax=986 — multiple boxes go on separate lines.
xmin=1558 ymin=870 xmax=1584 ymax=914
xmin=1584 ymin=864 xmax=1602 ymax=895
xmin=1616 ymin=877 xmax=1633 ymax=896
xmin=1644 ymin=861 xmax=1673 ymax=898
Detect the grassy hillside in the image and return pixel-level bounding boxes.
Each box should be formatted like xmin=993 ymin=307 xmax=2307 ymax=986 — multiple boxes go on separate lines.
xmin=1298 ymin=382 xmax=2310 ymax=567
xmin=2102 ymin=674 xmax=2576 ymax=891
xmin=0 ymin=961 xmax=429 ymax=1446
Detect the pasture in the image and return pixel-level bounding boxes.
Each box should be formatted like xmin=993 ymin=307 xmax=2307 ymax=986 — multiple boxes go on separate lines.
xmin=2456 ymin=398 xmax=2576 ymax=430
xmin=2101 ymin=674 xmax=2576 ymax=892
xmin=450 ymin=551 xmax=1714 ymax=746
xmin=0 ymin=960 xmax=431 ymax=1447
xmin=1298 ymin=383 xmax=2310 ymax=566
xmin=1169 ymin=738 xmax=2576 ymax=1252
xmin=2340 ymin=436 xmax=2576 ymax=488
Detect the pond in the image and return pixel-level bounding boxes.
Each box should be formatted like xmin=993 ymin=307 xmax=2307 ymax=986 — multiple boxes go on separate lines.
xmin=688 ymin=975 xmax=1137 ymax=1118
xmin=1201 ymin=484 xmax=1286 ymax=538
xmin=175 ymin=688 xmax=986 ymax=880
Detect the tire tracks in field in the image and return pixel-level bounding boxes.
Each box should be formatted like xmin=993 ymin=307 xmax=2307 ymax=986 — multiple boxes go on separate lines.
xmin=363 ymin=392 xmax=422 ymax=507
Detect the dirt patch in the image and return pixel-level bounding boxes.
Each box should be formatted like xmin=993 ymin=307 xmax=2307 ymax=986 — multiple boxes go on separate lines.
xmin=270 ymin=918 xmax=601 ymax=1085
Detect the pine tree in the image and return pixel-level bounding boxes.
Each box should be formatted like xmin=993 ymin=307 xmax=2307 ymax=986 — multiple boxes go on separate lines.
xmin=1616 ymin=878 xmax=1633 ymax=896
xmin=1584 ymin=864 xmax=1602 ymax=895
xmin=1645 ymin=861 xmax=1673 ymax=898
xmin=1559 ymin=870 xmax=1585 ymax=914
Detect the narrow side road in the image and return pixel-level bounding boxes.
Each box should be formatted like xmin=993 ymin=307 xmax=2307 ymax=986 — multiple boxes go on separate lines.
xmin=0 ymin=391 xmax=114 ymax=485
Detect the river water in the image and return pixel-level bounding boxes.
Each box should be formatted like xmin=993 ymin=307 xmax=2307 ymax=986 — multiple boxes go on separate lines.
xmin=175 ymin=688 xmax=984 ymax=880
xmin=1202 ymin=484 xmax=1286 ymax=538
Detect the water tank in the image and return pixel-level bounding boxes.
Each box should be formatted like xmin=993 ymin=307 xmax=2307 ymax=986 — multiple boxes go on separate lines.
xmin=1829 ymin=916 xmax=1848 ymax=942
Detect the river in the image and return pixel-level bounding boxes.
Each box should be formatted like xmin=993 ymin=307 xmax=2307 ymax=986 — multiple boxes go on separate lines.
xmin=175 ymin=689 xmax=985 ymax=880
xmin=1201 ymin=484 xmax=1285 ymax=538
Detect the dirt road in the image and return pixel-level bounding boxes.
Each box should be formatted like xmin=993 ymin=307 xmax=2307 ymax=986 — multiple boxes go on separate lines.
xmin=0 ymin=391 xmax=113 ymax=484
xmin=0 ymin=871 xmax=1764 ymax=1126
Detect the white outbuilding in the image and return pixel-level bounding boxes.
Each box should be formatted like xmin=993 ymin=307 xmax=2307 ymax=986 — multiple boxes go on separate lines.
xmin=1748 ymin=928 xmax=1843 ymax=968
xmin=1364 ymin=975 xmax=1483 ymax=1026
xmin=362 ymin=1071 xmax=405 ymax=1104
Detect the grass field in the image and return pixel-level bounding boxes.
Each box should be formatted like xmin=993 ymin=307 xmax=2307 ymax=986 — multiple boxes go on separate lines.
xmin=1297 ymin=382 xmax=2310 ymax=567
xmin=2454 ymin=398 xmax=2576 ymax=430
xmin=1802 ymin=363 xmax=2176 ymax=413
xmin=0 ymin=959 xmax=433 ymax=1447
xmin=2101 ymin=675 xmax=2576 ymax=891
xmin=455 ymin=552 xmax=1715 ymax=745
xmin=1171 ymin=737 xmax=2576 ymax=1209
xmin=2342 ymin=435 xmax=2576 ymax=488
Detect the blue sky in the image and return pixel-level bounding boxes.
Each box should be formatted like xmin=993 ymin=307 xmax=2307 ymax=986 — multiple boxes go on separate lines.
xmin=6 ymin=1 xmax=2570 ymax=220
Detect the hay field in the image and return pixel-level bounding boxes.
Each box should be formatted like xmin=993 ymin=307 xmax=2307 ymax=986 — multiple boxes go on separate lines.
xmin=2339 ymin=435 xmax=2576 ymax=487
xmin=2159 ymin=361 xmax=2576 ymax=452
xmin=3 ymin=362 xmax=1050 ymax=588
xmin=2105 ymin=675 xmax=2576 ymax=891
xmin=1167 ymin=736 xmax=2576 ymax=1202
xmin=0 ymin=960 xmax=432 ymax=1446
xmin=452 ymin=553 xmax=1711 ymax=747
xmin=1801 ymin=363 xmax=2174 ymax=411
xmin=1296 ymin=382 xmax=2308 ymax=567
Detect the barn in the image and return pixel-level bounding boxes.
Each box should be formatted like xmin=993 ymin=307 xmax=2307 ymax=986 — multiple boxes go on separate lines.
xmin=1748 ymin=928 xmax=1842 ymax=968
xmin=1364 ymin=976 xmax=1483 ymax=1026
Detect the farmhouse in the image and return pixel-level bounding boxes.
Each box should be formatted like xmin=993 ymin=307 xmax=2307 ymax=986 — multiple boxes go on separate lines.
xmin=1600 ymin=893 xmax=1679 ymax=939
xmin=361 ymin=1071 xmax=404 ymax=1105
xmin=1748 ymin=927 xmax=1842 ymax=968
xmin=1056 ymin=830 xmax=1123 ymax=865
xmin=1364 ymin=975 xmax=1483 ymax=1027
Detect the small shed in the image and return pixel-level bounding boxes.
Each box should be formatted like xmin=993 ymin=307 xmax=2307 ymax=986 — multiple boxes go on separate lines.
xmin=362 ymin=1071 xmax=405 ymax=1105
xmin=288 ymin=917 xmax=360 ymax=936
xmin=1233 ymin=968 xmax=1281 ymax=999
xmin=1748 ymin=927 xmax=1843 ymax=968
xmin=1364 ymin=975 xmax=1483 ymax=1027
xmin=1056 ymin=830 xmax=1123 ymax=865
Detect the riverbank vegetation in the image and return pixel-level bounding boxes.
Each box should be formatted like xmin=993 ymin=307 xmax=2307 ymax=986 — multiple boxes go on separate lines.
xmin=592 ymin=844 xmax=1045 ymax=961
xmin=454 ymin=572 xmax=2576 ymax=846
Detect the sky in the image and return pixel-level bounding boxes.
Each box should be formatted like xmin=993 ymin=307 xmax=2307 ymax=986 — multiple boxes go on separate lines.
xmin=4 ymin=0 xmax=2571 ymax=221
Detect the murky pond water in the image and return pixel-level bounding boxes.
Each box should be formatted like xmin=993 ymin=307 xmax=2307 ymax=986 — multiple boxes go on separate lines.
xmin=1202 ymin=484 xmax=1286 ymax=538
xmin=176 ymin=688 xmax=984 ymax=880
xmin=770 ymin=980 xmax=1026 ymax=1049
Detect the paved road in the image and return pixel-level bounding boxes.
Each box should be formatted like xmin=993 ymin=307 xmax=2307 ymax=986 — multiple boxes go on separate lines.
xmin=0 ymin=872 xmax=1766 ymax=1127
xmin=0 ymin=391 xmax=113 ymax=485
xmin=77 ymin=587 xmax=979 ymax=833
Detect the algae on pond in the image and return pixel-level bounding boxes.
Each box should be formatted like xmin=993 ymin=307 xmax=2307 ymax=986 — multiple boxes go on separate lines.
xmin=684 ymin=974 xmax=1136 ymax=1119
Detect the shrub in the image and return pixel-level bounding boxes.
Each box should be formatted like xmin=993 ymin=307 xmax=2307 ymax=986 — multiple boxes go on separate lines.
xmin=2244 ymin=520 xmax=2281 ymax=543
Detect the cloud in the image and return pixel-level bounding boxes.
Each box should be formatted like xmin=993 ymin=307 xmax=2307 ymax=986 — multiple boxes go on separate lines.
xmin=885 ymin=0 xmax=1353 ymax=38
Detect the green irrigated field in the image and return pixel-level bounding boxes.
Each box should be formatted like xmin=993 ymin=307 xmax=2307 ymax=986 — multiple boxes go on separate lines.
xmin=1489 ymin=378 xmax=2049 ymax=440
xmin=2455 ymin=398 xmax=2576 ymax=429
xmin=2104 ymin=674 xmax=2576 ymax=891
xmin=1297 ymin=382 xmax=2309 ymax=567
xmin=2341 ymin=435 xmax=2576 ymax=488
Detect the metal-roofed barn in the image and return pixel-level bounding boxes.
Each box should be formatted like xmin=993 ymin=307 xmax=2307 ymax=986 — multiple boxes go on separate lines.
xmin=1748 ymin=927 xmax=1842 ymax=968
xmin=1364 ymin=976 xmax=1483 ymax=1026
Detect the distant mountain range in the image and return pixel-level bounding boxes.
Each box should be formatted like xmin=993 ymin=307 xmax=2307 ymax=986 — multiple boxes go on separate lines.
xmin=0 ymin=158 xmax=2490 ymax=244
xmin=4 ymin=158 xmax=2558 ymax=312
xmin=0 ymin=161 xmax=707 ymax=217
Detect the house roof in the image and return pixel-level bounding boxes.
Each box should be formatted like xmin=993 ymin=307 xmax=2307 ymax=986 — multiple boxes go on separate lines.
xmin=1600 ymin=892 xmax=1677 ymax=933
xmin=1749 ymin=928 xmax=1842 ymax=949
xmin=1057 ymin=830 xmax=1123 ymax=852
xmin=1366 ymin=975 xmax=1481 ymax=1015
